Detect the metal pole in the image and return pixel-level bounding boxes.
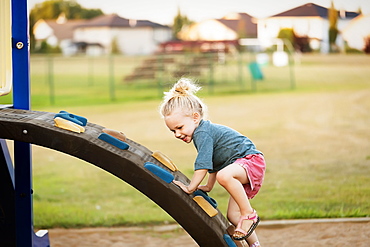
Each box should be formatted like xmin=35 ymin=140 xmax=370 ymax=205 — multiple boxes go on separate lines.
xmin=109 ymin=55 xmax=116 ymax=101
xmin=283 ymin=39 xmax=296 ymax=90
xmin=12 ymin=0 xmax=30 ymax=110
xmin=208 ymin=53 xmax=214 ymax=94
xmin=12 ymin=0 xmax=33 ymax=246
xmin=48 ymin=55 xmax=55 ymax=105
xmin=238 ymin=51 xmax=244 ymax=90
xmin=88 ymin=56 xmax=94 ymax=86
xmin=289 ymin=55 xmax=296 ymax=90
xmin=157 ymin=54 xmax=164 ymax=98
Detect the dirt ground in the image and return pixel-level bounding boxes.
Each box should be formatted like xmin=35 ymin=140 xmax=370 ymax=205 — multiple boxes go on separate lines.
xmin=47 ymin=219 xmax=370 ymax=247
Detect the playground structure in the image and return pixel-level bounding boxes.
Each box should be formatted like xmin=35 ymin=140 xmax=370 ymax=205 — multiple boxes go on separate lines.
xmin=0 ymin=108 xmax=242 ymax=247
xmin=0 ymin=0 xmax=245 ymax=246
xmin=239 ymin=38 xmax=296 ymax=91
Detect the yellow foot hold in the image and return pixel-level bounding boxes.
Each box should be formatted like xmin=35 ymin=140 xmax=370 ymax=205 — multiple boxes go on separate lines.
xmin=152 ymin=151 xmax=178 ymax=171
xmin=102 ymin=129 xmax=126 ymax=142
xmin=54 ymin=117 xmax=85 ymax=133
xmin=193 ymin=196 xmax=218 ymax=217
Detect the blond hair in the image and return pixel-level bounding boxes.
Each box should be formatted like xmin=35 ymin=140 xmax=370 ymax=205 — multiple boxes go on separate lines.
xmin=159 ymin=78 xmax=207 ymax=118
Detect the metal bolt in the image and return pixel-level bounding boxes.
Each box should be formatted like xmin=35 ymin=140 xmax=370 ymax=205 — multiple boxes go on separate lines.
xmin=23 ymin=129 xmax=28 ymax=134
xmin=16 ymin=42 xmax=24 ymax=49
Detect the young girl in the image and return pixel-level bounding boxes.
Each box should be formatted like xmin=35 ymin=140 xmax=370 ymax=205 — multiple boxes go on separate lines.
xmin=159 ymin=78 xmax=266 ymax=247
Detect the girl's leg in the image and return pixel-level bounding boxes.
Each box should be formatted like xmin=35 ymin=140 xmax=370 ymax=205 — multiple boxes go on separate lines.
xmin=227 ymin=197 xmax=260 ymax=246
xmin=218 ymin=164 xmax=260 ymax=241
xmin=226 ymin=195 xmax=241 ymax=224
xmin=217 ymin=163 xmax=253 ymax=217
xmin=247 ymin=232 xmax=260 ymax=247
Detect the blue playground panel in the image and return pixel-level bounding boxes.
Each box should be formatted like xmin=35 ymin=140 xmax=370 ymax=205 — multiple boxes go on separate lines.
xmin=144 ymin=162 xmax=174 ymax=183
xmin=98 ymin=133 xmax=130 ymax=150
xmin=223 ymin=234 xmax=237 ymax=247
xmin=248 ymin=62 xmax=264 ymax=80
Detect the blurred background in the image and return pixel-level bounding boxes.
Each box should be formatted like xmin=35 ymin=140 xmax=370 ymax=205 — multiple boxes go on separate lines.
xmin=2 ymin=0 xmax=370 ymax=107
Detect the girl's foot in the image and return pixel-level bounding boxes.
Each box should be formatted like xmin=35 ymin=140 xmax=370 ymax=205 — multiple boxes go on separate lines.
xmin=233 ymin=209 xmax=260 ymax=240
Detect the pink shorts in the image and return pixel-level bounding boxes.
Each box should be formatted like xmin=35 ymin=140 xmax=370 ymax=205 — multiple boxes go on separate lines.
xmin=233 ymin=153 xmax=266 ymax=199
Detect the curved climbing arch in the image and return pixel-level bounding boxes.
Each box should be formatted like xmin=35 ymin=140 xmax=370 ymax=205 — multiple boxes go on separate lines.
xmin=0 ymin=108 xmax=242 ymax=247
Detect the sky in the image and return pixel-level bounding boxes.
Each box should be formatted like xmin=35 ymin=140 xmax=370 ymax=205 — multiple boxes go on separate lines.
xmin=28 ymin=0 xmax=370 ymax=25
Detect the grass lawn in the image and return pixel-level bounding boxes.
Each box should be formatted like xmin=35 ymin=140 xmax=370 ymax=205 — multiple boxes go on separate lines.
xmin=3 ymin=54 xmax=370 ymax=228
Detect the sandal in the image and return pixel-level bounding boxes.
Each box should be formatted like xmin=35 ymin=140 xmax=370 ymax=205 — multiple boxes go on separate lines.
xmin=232 ymin=209 xmax=260 ymax=240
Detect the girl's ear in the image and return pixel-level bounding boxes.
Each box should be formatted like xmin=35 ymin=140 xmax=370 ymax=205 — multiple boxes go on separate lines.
xmin=193 ymin=112 xmax=201 ymax=123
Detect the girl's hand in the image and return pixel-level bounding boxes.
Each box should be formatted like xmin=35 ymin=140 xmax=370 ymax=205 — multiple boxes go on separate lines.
xmin=173 ymin=180 xmax=192 ymax=194
xmin=197 ymin=185 xmax=211 ymax=192
xmin=173 ymin=170 xmax=208 ymax=194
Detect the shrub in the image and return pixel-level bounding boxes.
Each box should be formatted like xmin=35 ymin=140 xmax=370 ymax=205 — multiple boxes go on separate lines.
xmin=364 ymin=36 xmax=370 ymax=54
xmin=277 ymin=28 xmax=312 ymax=53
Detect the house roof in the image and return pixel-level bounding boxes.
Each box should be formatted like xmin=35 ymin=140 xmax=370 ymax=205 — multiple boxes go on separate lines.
xmin=273 ymin=3 xmax=359 ymax=19
xmin=76 ymin=14 xmax=169 ymax=29
xmin=217 ymin=13 xmax=257 ymax=37
xmin=217 ymin=20 xmax=239 ymax=32
xmin=45 ymin=19 xmax=85 ymax=40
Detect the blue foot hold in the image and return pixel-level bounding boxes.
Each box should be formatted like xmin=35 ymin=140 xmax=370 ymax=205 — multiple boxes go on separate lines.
xmin=144 ymin=162 xmax=174 ymax=183
xmin=55 ymin=111 xmax=88 ymax=126
xmin=223 ymin=234 xmax=237 ymax=247
xmin=194 ymin=190 xmax=218 ymax=208
xmin=33 ymin=230 xmax=50 ymax=247
xmin=98 ymin=133 xmax=129 ymax=150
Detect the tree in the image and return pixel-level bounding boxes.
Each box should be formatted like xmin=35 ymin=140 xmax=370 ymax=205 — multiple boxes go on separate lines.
xmin=172 ymin=8 xmax=192 ymax=40
xmin=364 ymin=36 xmax=370 ymax=54
xmin=277 ymin=28 xmax=295 ymax=45
xmin=328 ymin=1 xmax=339 ymax=52
xmin=237 ymin=18 xmax=247 ymax=39
xmin=277 ymin=28 xmax=311 ymax=52
xmin=111 ymin=37 xmax=121 ymax=55
xmin=29 ymin=0 xmax=103 ymax=52
xmin=30 ymin=0 xmax=103 ymax=21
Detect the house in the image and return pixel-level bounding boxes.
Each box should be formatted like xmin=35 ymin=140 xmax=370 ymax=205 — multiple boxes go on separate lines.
xmin=33 ymin=14 xmax=173 ymax=56
xmin=178 ymin=12 xmax=257 ymax=41
xmin=257 ymin=3 xmax=359 ymax=53
xmin=342 ymin=14 xmax=370 ymax=51
xmin=73 ymin=14 xmax=172 ymax=55
xmin=33 ymin=14 xmax=85 ymax=56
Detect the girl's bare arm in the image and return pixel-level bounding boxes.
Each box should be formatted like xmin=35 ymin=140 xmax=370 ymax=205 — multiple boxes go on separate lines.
xmin=198 ymin=172 xmax=217 ymax=192
xmin=173 ymin=169 xmax=208 ymax=194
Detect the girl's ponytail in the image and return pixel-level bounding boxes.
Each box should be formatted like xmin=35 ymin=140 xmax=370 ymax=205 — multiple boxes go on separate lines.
xmin=160 ymin=78 xmax=207 ymax=119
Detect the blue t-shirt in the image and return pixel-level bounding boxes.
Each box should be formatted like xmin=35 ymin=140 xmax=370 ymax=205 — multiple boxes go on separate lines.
xmin=193 ymin=120 xmax=262 ymax=173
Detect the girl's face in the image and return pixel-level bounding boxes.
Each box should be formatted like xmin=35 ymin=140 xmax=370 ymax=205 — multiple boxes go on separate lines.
xmin=164 ymin=109 xmax=201 ymax=143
